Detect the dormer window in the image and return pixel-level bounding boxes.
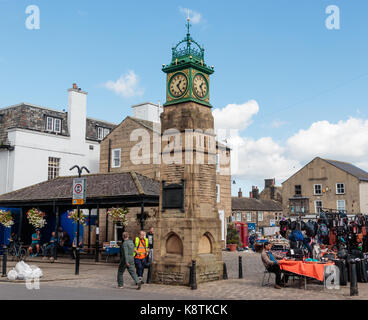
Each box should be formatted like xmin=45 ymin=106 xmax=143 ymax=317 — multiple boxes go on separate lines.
xmin=97 ymin=127 xmax=110 ymax=140
xmin=46 ymin=117 xmax=61 ymax=133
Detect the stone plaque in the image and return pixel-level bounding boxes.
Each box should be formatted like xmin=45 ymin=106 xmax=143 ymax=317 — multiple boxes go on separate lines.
xmin=162 ymin=180 xmax=185 ymax=212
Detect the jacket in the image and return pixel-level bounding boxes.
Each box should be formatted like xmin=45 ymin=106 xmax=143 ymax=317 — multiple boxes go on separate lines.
xmin=121 ymin=239 xmax=135 ymax=264
xmin=261 ymin=249 xmax=282 ymax=268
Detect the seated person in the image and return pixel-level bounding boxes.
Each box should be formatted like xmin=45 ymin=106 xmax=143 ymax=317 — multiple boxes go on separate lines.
xmin=71 ymin=232 xmax=83 ymax=259
xmin=28 ymin=229 xmax=41 ymax=257
xmin=43 ymin=231 xmax=57 ymax=261
xmin=261 ymin=242 xmax=288 ymax=289
xmin=59 ymin=231 xmax=71 ymax=254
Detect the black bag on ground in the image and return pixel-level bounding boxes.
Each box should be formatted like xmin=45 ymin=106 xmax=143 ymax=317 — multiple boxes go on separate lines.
xmin=333 ymin=259 xmax=348 ymax=286
xmin=356 ymin=259 xmax=363 ymax=282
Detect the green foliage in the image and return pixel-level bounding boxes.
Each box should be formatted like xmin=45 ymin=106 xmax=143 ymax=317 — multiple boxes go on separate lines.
xmin=226 ymin=223 xmax=240 ymax=245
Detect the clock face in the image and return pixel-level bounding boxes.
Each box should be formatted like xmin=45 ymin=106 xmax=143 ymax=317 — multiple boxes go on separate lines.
xmin=169 ymin=73 xmax=188 ymax=98
xmin=193 ymin=74 xmax=208 ymax=99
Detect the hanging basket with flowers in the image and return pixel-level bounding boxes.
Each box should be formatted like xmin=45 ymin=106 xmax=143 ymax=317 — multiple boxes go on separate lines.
xmin=0 ymin=210 xmax=14 ymax=228
xmin=26 ymin=208 xmax=47 ymax=229
xmin=68 ymin=210 xmax=87 ymax=226
xmin=107 ymin=207 xmax=129 ymax=226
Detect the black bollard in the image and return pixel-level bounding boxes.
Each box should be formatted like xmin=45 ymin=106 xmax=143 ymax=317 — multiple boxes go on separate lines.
xmin=2 ymin=245 xmax=7 ymax=277
xmin=223 ymin=262 xmax=228 ymax=280
xmin=75 ymin=248 xmax=80 ymax=275
xmin=238 ymin=256 xmax=243 ymax=279
xmin=146 ymin=264 xmax=152 ymax=284
xmin=191 ymin=260 xmax=197 ymax=290
xmin=349 ymin=259 xmax=359 ymax=296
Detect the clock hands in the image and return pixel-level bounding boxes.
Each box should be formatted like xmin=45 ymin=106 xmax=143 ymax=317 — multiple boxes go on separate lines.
xmin=176 ymin=80 xmax=183 ymax=94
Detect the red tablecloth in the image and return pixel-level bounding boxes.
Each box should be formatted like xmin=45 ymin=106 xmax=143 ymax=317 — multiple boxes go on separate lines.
xmin=278 ymin=259 xmax=334 ymax=282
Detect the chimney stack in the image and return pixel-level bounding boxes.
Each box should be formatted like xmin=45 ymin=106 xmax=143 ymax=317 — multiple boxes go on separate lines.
xmin=265 ymin=178 xmax=276 ymax=189
xmin=73 ymin=83 xmax=78 ymax=89
xmin=238 ymin=188 xmax=242 ymax=198
xmin=252 ymin=186 xmax=259 ymax=199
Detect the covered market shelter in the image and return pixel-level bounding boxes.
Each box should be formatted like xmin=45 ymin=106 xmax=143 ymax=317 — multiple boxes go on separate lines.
xmin=0 ymin=171 xmax=159 ymax=253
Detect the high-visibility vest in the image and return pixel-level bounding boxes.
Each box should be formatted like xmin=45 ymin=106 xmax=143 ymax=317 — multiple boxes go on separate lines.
xmin=134 ymin=237 xmax=148 ymax=259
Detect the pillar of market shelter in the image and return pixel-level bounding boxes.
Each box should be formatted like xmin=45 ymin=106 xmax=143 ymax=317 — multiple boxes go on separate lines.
xmin=151 ymin=19 xmax=223 ymax=285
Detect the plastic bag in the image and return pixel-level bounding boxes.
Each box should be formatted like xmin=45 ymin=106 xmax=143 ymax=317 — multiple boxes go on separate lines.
xmin=30 ymin=265 xmax=43 ymax=278
xmin=7 ymin=269 xmax=17 ymax=281
xmin=14 ymin=261 xmax=42 ymax=279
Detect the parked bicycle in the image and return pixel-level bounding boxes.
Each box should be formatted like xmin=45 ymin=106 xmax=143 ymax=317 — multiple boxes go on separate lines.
xmin=7 ymin=240 xmax=27 ymax=261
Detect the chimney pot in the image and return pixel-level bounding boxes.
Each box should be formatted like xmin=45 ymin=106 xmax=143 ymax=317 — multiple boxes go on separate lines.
xmin=73 ymin=83 xmax=77 ymax=89
xmin=238 ymin=188 xmax=242 ymax=198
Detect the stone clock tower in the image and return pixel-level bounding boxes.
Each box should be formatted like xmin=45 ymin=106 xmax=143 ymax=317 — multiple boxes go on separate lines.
xmin=151 ymin=19 xmax=223 ymax=285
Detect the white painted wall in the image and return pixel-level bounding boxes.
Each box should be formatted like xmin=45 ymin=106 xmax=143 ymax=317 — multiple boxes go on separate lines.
xmin=0 ymin=88 xmax=101 ymax=195
xmin=360 ymin=182 xmax=368 ymax=213
xmin=132 ymin=102 xmax=163 ymax=123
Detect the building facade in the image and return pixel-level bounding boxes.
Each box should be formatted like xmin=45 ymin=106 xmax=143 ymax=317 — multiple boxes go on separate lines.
xmin=231 ymin=188 xmax=283 ymax=234
xmin=282 ymin=157 xmax=368 ymax=216
xmin=0 ymin=84 xmax=116 ymax=195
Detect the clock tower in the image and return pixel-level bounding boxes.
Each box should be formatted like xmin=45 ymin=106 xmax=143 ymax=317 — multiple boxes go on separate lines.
xmin=151 ymin=19 xmax=223 ymax=285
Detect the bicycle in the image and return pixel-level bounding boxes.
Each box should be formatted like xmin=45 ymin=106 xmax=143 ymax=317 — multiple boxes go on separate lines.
xmin=7 ymin=241 xmax=27 ymax=261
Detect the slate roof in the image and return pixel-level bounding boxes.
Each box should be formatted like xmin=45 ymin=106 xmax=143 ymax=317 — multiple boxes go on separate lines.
xmin=323 ymin=159 xmax=368 ymax=182
xmin=232 ymin=197 xmax=282 ymax=211
xmin=0 ymin=172 xmax=159 ymax=204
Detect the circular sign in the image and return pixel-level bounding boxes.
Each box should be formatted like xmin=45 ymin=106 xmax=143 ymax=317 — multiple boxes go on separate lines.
xmin=74 ymin=183 xmax=83 ymax=194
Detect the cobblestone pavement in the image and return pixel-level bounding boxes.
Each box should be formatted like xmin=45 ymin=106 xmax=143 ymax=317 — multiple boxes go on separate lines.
xmin=2 ymin=250 xmax=367 ymax=300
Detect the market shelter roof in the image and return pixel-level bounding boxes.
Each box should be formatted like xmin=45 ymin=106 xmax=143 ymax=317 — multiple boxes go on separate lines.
xmin=0 ymin=171 xmax=159 ymax=208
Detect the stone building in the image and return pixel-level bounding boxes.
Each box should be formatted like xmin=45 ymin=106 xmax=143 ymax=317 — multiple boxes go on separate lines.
xmin=0 ymin=83 xmax=116 ymax=195
xmin=232 ymin=188 xmax=283 ymax=234
xmin=282 ymin=157 xmax=368 ymax=216
xmin=98 ymin=103 xmax=231 ymax=245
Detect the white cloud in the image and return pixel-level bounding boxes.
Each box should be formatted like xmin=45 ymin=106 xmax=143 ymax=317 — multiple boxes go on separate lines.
xmin=213 ymin=100 xmax=259 ymax=131
xmin=103 ymin=71 xmax=144 ymax=98
xmin=228 ymin=117 xmax=368 ymax=190
xmin=271 ymin=119 xmax=287 ymax=128
xmin=287 ymin=117 xmax=368 ymax=163
xmin=179 ymin=7 xmax=201 ymax=24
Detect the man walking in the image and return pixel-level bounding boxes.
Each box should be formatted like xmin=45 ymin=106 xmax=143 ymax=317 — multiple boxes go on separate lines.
xmin=134 ymin=230 xmax=149 ymax=284
xmin=117 ymin=232 xmax=141 ymax=290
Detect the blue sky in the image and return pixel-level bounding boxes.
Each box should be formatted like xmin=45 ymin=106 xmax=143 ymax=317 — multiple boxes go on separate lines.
xmin=1 ymin=1 xmax=367 ymax=196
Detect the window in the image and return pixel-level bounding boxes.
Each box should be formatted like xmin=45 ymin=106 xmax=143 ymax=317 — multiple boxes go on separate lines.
xmin=111 ymin=148 xmax=121 ymax=168
xmin=315 ymin=200 xmax=323 ymax=214
xmin=295 ymin=185 xmax=302 ymax=196
xmin=216 ymin=184 xmax=220 ymax=203
xmin=236 ymin=212 xmax=242 ymax=222
xmin=247 ymin=212 xmax=252 ymax=222
xmin=216 ymin=154 xmax=220 ymax=173
xmin=54 ymin=118 xmax=61 ymax=133
xmin=46 ymin=117 xmax=53 ymax=131
xmin=314 ymin=184 xmax=322 ymax=195
xmin=257 ymin=211 xmax=263 ymax=222
xmin=98 ymin=127 xmax=110 ymax=140
xmin=337 ymin=200 xmax=346 ymax=211
xmin=336 ymin=183 xmax=345 ymax=195
xmin=48 ymin=157 xmax=60 ymax=180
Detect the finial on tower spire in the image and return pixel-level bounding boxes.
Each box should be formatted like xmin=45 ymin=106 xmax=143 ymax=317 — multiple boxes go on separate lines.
xmin=186 ymin=10 xmax=191 ymax=36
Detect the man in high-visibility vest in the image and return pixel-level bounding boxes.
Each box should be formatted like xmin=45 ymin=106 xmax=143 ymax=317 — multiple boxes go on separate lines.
xmin=134 ymin=230 xmax=149 ymax=284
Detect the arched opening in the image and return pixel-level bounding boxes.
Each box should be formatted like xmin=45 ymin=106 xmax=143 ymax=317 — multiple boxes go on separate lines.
xmin=198 ymin=234 xmax=212 ymax=254
xmin=166 ymin=233 xmax=183 ymax=255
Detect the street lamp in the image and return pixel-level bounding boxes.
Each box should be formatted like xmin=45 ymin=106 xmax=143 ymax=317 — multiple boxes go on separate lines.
xmin=70 ymin=165 xmax=90 ymax=275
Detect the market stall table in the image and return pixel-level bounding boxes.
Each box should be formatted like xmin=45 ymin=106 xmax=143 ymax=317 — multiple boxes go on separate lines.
xmin=278 ymin=259 xmax=335 ymax=289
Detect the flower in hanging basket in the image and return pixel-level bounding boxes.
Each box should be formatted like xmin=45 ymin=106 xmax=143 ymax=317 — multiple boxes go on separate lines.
xmin=26 ymin=208 xmax=47 ymax=229
xmin=68 ymin=209 xmax=87 ymax=226
xmin=0 ymin=210 xmax=14 ymax=228
xmin=107 ymin=207 xmax=129 ymax=226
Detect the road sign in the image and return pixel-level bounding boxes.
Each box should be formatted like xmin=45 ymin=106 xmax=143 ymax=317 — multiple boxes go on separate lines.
xmin=73 ymin=178 xmax=86 ymax=205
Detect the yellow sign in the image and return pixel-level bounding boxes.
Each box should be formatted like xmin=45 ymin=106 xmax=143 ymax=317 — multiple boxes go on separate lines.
xmin=73 ymin=199 xmax=84 ymax=205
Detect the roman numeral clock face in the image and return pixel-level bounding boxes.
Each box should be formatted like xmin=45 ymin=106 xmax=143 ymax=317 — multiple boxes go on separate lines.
xmin=193 ymin=74 xmax=208 ymax=99
xmin=169 ymin=73 xmax=188 ymax=97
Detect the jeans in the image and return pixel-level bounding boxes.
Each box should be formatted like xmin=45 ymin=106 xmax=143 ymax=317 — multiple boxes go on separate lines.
xmin=117 ymin=261 xmax=139 ymax=286
xmin=134 ymin=258 xmax=146 ymax=278
xmin=267 ymin=264 xmax=289 ymax=286
xmin=43 ymin=244 xmax=55 ymax=257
